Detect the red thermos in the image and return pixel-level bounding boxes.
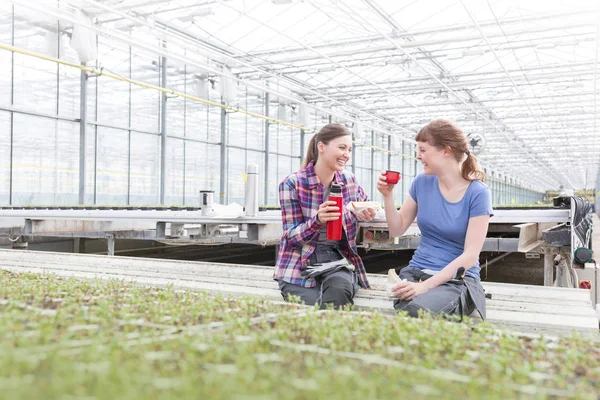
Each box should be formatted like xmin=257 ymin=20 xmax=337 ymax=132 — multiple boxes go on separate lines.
xmin=326 ymin=183 xmax=343 ymax=240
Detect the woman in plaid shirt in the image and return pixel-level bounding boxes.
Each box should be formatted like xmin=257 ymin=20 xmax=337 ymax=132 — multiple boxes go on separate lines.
xmin=273 ymin=124 xmax=376 ymax=308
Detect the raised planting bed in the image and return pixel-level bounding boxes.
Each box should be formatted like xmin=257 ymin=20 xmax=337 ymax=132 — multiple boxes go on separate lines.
xmin=0 ymin=271 xmax=599 ymax=399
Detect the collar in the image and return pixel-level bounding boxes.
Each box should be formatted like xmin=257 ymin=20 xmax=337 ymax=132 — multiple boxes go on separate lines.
xmin=306 ymin=161 xmax=343 ymax=189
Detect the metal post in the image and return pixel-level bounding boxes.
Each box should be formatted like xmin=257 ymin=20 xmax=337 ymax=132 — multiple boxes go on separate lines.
xmin=106 ymin=234 xmax=115 ymax=256
xmin=245 ymin=163 xmax=259 ymax=216
xmin=183 ymin=65 xmax=187 ymax=205
xmin=544 ymin=252 xmax=554 ymax=286
xmin=328 ymin=115 xmax=332 ymax=124
xmin=127 ymin=46 xmax=132 ymax=205
xmin=159 ymin=51 xmax=167 ymax=205
xmin=370 ymin=130 xmax=375 ymax=197
xmin=9 ymin=4 xmax=13 ymax=204
xmin=300 ymin=128 xmax=305 ymax=167
xmin=387 ymin=136 xmax=392 ymax=173
xmin=264 ymin=93 xmax=270 ymax=205
xmin=351 ymin=130 xmax=356 ymax=174
xmin=401 ymin=143 xmax=406 ymax=204
xmin=220 ymin=104 xmax=227 ymax=204
xmin=79 ymin=62 xmax=87 ymax=204
xmin=413 ymin=143 xmax=417 ymax=182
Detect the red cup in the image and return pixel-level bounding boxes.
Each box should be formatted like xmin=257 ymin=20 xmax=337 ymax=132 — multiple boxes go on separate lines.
xmin=385 ymin=170 xmax=400 ymax=184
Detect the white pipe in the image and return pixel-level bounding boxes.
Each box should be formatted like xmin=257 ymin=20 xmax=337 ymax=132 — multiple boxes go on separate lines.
xmin=244 ymin=164 xmax=259 ymax=217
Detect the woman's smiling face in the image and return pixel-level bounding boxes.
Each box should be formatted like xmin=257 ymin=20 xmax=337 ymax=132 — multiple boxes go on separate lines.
xmin=318 ymin=135 xmax=352 ymax=171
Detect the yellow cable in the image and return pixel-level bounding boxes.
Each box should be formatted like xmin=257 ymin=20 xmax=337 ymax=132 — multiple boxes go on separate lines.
xmin=0 ymin=42 xmax=418 ymax=160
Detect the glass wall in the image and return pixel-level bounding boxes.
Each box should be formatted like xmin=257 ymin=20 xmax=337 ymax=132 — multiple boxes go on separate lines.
xmin=0 ymin=6 xmax=546 ymax=207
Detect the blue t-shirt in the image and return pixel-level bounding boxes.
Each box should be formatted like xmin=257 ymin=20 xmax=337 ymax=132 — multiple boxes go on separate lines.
xmin=408 ymin=173 xmax=493 ymax=280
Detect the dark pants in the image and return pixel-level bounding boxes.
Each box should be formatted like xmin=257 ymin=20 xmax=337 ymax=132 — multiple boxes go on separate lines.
xmin=393 ymin=266 xmax=485 ymax=319
xmin=278 ymin=269 xmax=359 ymax=309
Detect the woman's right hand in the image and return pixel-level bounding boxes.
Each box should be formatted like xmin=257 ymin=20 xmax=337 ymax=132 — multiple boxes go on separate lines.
xmin=317 ymin=201 xmax=341 ymax=224
xmin=376 ymin=171 xmax=399 ymax=197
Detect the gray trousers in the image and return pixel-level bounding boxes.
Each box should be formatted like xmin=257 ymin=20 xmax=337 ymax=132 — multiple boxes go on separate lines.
xmin=278 ymin=269 xmax=359 ymax=309
xmin=393 ymin=266 xmax=485 ymax=319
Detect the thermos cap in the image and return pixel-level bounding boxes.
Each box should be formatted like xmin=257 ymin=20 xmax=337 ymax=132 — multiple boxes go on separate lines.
xmin=330 ymin=183 xmax=342 ymax=194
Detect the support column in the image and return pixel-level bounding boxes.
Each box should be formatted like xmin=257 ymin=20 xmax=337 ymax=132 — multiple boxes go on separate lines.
xmin=544 ymin=252 xmax=554 ymax=286
xmin=351 ymin=130 xmax=356 ymax=175
xmin=9 ymin=5 xmax=14 ymax=205
xmin=370 ymin=130 xmax=375 ymax=197
xmin=264 ymin=93 xmax=270 ymax=205
xmin=79 ymin=62 xmax=88 ymax=204
xmin=73 ymin=238 xmax=82 ymax=253
xmin=159 ymin=52 xmax=167 ymax=205
xmin=300 ymin=128 xmax=305 ymax=168
xmin=106 ymin=234 xmax=115 ymax=256
xmin=220 ymin=104 xmax=227 ymax=204
xmin=387 ymin=136 xmax=392 ymax=172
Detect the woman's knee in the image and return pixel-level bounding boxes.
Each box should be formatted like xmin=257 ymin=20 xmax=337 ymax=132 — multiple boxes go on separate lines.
xmin=321 ymin=276 xmax=355 ymax=306
xmin=393 ymin=299 xmax=424 ymax=318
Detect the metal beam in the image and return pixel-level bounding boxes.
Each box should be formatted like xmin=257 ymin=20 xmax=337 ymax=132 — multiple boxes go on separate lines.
xmin=159 ymin=49 xmax=167 ymax=204
xmin=79 ymin=62 xmax=87 ymax=204
xmin=239 ymin=9 xmax=592 ymax=58
xmin=242 ymin=23 xmax=595 ymax=66
xmin=264 ymin=93 xmax=270 ymax=205
xmin=220 ymin=102 xmax=227 ymax=205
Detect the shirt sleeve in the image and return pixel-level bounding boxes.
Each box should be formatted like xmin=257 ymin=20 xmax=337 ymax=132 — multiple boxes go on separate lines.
xmin=279 ymin=177 xmax=322 ymax=248
xmin=356 ymin=177 xmax=368 ymax=202
xmin=469 ymin=183 xmax=494 ymax=218
xmin=408 ymin=174 xmax=420 ymax=202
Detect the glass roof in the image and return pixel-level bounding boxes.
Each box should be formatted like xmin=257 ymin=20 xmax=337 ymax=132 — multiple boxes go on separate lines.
xmin=5 ymin=0 xmax=600 ymax=191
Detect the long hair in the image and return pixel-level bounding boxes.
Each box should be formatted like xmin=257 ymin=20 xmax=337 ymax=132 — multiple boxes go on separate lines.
xmin=415 ymin=119 xmax=486 ymax=182
xmin=302 ymin=124 xmax=351 ymax=168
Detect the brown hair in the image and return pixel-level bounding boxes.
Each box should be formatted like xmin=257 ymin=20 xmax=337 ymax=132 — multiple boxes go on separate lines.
xmin=415 ymin=119 xmax=485 ymax=182
xmin=302 ymin=124 xmax=351 ymax=168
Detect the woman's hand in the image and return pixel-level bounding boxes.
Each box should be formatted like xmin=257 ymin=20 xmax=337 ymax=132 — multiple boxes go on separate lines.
xmin=376 ymin=171 xmax=400 ymax=197
xmin=317 ymin=200 xmax=341 ymax=224
xmin=392 ymin=281 xmax=427 ymax=301
xmin=356 ymin=208 xmax=376 ymax=222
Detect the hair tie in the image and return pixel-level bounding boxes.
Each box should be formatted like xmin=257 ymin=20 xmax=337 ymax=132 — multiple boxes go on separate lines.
xmin=465 ymin=150 xmax=471 ymax=156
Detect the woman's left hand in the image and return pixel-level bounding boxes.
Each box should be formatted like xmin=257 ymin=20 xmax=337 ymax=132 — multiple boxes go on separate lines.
xmin=392 ymin=281 xmax=427 ymax=301
xmin=356 ymin=208 xmax=376 ymax=222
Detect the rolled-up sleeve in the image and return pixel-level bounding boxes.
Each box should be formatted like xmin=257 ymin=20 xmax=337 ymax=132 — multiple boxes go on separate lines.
xmin=279 ymin=178 xmax=322 ymax=248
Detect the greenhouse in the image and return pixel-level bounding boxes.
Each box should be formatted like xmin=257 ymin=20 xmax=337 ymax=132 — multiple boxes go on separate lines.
xmin=0 ymin=0 xmax=599 ymax=398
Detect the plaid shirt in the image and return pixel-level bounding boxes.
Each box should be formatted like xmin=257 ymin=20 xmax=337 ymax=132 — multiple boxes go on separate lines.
xmin=273 ymin=162 xmax=370 ymax=289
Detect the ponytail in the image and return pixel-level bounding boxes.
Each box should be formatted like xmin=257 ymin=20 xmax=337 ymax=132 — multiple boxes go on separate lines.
xmin=302 ymin=135 xmax=318 ymax=168
xmin=461 ymin=153 xmax=486 ymax=182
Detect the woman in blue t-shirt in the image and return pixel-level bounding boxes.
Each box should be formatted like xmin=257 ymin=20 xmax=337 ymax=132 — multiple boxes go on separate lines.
xmin=377 ymin=119 xmax=493 ymax=319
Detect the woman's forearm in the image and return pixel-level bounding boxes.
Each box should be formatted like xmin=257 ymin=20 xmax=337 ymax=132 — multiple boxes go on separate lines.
xmin=421 ymin=253 xmax=477 ymax=291
xmin=383 ymin=195 xmax=404 ymax=237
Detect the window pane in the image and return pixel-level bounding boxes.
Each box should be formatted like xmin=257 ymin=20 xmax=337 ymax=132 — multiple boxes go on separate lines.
xmin=12 ymin=114 xmax=77 ymax=204
xmin=227 ymin=147 xmax=245 ymax=205
xmin=13 ymin=6 xmax=58 ymax=115
xmin=96 ymin=38 xmax=129 ymax=128
xmin=0 ymin=8 xmax=11 ymax=108
xmin=96 ymin=127 xmax=128 ymax=205
xmin=130 ymin=132 xmax=159 ymax=205
xmin=165 ymin=137 xmax=184 ymax=205
xmin=185 ymin=142 xmax=220 ymax=205
xmin=130 ymin=47 xmax=159 ymax=133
